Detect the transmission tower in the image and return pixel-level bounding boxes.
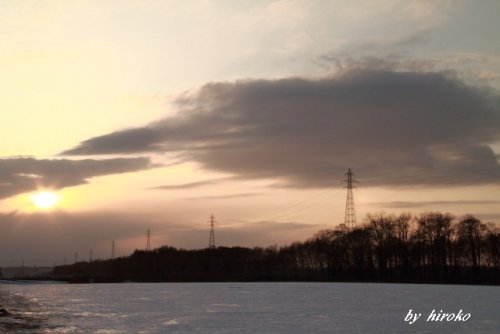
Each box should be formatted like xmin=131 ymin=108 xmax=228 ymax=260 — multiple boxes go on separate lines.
xmin=343 ymin=168 xmax=358 ymax=228
xmin=146 ymin=229 xmax=151 ymax=251
xmin=208 ymin=215 xmax=216 ymax=249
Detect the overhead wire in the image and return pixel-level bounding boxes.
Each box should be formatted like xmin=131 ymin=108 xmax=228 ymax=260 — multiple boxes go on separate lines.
xmin=249 ymin=153 xmax=499 ymax=223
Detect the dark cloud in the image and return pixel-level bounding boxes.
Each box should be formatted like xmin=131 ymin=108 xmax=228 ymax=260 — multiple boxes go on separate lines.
xmin=0 ymin=157 xmax=153 ymax=199
xmin=62 ymin=68 xmax=500 ymax=187
xmin=370 ymin=200 xmax=500 ymax=209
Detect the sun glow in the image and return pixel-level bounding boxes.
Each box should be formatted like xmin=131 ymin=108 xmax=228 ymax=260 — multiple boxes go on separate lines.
xmin=30 ymin=191 xmax=60 ymax=209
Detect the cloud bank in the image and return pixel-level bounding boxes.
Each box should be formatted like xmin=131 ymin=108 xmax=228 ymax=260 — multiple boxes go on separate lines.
xmin=0 ymin=211 xmax=322 ymax=265
xmin=62 ymin=69 xmax=500 ymax=187
xmin=0 ymin=157 xmax=152 ymax=199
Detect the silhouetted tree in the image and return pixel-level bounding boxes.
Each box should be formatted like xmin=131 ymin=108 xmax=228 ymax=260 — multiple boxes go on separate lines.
xmin=51 ymin=211 xmax=500 ymax=285
xmin=413 ymin=212 xmax=453 ymax=282
xmin=456 ymin=215 xmax=486 ymax=269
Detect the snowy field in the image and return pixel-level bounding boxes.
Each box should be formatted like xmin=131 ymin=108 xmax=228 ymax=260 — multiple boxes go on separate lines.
xmin=1 ymin=281 xmax=499 ymax=333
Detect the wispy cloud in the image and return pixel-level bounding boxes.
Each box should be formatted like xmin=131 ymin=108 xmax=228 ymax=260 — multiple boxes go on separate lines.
xmin=475 ymin=213 xmax=500 ymax=221
xmin=313 ymin=29 xmax=432 ymax=72
xmin=370 ymin=200 xmax=500 ymax=209
xmin=173 ymin=219 xmax=325 ymax=249
xmin=314 ymin=28 xmax=500 ymax=87
xmin=186 ymin=193 xmax=262 ymax=201
xmin=150 ymin=177 xmax=231 ymax=190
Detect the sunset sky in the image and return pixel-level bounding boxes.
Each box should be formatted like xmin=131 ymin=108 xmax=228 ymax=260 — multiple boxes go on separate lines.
xmin=1 ymin=0 xmax=500 ymax=267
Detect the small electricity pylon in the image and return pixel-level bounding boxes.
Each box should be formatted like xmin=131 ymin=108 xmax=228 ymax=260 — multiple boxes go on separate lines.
xmin=343 ymin=168 xmax=358 ymax=228
xmin=208 ymin=215 xmax=216 ymax=249
xmin=146 ymin=229 xmax=151 ymax=251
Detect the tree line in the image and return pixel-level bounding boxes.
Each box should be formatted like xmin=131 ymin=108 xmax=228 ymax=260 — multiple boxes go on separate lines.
xmin=52 ymin=212 xmax=500 ymax=284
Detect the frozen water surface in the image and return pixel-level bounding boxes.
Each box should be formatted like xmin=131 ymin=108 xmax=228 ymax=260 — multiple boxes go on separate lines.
xmin=1 ymin=281 xmax=499 ymax=333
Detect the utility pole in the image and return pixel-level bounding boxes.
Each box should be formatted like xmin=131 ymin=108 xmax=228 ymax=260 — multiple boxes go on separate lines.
xmin=74 ymin=252 xmax=78 ymax=264
xmin=208 ymin=215 xmax=216 ymax=249
xmin=89 ymin=249 xmax=93 ymax=262
xmin=343 ymin=168 xmax=358 ymax=228
xmin=146 ymin=229 xmax=151 ymax=251
xmin=111 ymin=240 xmax=115 ymax=259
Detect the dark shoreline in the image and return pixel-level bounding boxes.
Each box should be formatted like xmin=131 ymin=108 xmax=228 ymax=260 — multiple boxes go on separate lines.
xmin=2 ymin=279 xmax=500 ymax=287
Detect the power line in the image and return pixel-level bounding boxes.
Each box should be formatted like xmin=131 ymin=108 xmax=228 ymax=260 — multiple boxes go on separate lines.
xmin=254 ymin=188 xmax=337 ymax=222
xmin=267 ymin=190 xmax=345 ymax=222
xmin=249 ymin=158 xmax=496 ymax=223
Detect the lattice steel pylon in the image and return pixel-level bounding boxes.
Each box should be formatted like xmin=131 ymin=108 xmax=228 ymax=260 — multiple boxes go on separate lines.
xmin=343 ymin=168 xmax=358 ymax=228
xmin=146 ymin=229 xmax=151 ymax=251
xmin=208 ymin=215 xmax=216 ymax=249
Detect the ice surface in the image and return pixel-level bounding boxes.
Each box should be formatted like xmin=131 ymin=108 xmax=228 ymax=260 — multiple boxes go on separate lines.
xmin=0 ymin=281 xmax=499 ymax=333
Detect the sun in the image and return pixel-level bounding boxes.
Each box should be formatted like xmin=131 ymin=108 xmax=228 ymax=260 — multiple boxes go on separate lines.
xmin=30 ymin=191 xmax=60 ymax=209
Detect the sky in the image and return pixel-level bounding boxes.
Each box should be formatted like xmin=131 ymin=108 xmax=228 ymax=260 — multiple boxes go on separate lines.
xmin=1 ymin=0 xmax=500 ymax=267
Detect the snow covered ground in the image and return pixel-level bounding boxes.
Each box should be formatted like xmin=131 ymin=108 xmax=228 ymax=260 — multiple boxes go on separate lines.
xmin=1 ymin=281 xmax=499 ymax=333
